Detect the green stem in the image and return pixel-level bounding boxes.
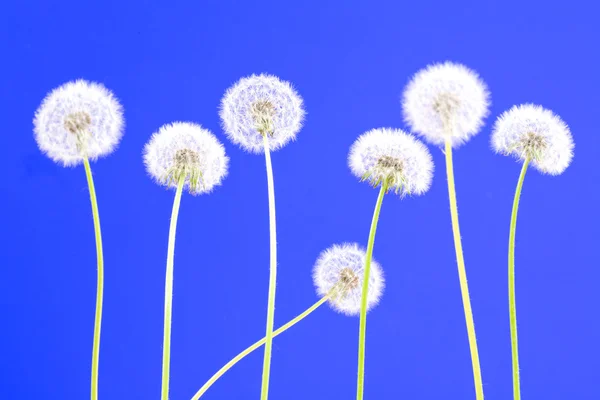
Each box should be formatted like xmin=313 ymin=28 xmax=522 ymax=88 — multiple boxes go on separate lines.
xmin=509 ymin=158 xmax=530 ymax=400
xmin=444 ymin=138 xmax=484 ymax=400
xmin=191 ymin=293 xmax=332 ymax=400
xmin=356 ymin=182 xmax=387 ymax=400
xmin=83 ymin=157 xmax=103 ymax=400
xmin=161 ymin=175 xmax=186 ymax=400
xmin=260 ymin=134 xmax=278 ymax=400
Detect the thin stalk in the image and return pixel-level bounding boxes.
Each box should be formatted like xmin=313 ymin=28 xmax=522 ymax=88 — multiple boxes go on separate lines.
xmin=444 ymin=138 xmax=484 ymax=400
xmin=83 ymin=157 xmax=103 ymax=400
xmin=161 ymin=175 xmax=186 ymax=400
xmin=356 ymin=182 xmax=387 ymax=400
xmin=191 ymin=293 xmax=332 ymax=400
xmin=260 ymin=134 xmax=278 ymax=400
xmin=509 ymin=157 xmax=530 ymax=400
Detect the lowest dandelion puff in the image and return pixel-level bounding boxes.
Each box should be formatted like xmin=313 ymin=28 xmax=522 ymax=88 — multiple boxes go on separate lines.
xmin=220 ymin=74 xmax=305 ymax=400
xmin=491 ymin=104 xmax=574 ymax=400
xmin=143 ymin=122 xmax=229 ymax=400
xmin=33 ymin=79 xmax=124 ymax=400
xmin=190 ymin=243 xmax=384 ymax=400
xmin=348 ymin=128 xmax=433 ymax=400
xmin=402 ymin=62 xmax=490 ymax=400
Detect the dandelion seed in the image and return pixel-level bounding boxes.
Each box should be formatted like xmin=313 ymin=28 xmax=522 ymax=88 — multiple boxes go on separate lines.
xmin=34 ymin=79 xmax=124 ymax=166
xmin=219 ymin=74 xmax=305 ymax=153
xmin=348 ymin=128 xmax=434 ymax=196
xmin=402 ymin=62 xmax=490 ymax=147
xmin=491 ymin=104 xmax=574 ymax=175
xmin=313 ymin=243 xmax=385 ymax=316
xmin=143 ymin=122 xmax=229 ymax=195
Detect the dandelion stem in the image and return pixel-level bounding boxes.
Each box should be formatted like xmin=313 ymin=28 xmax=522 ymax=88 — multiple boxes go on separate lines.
xmin=509 ymin=157 xmax=530 ymax=400
xmin=260 ymin=134 xmax=277 ymax=400
xmin=444 ymin=138 xmax=484 ymax=400
xmin=356 ymin=182 xmax=387 ymax=400
xmin=161 ymin=175 xmax=185 ymax=400
xmin=191 ymin=293 xmax=332 ymax=399
xmin=83 ymin=157 xmax=103 ymax=400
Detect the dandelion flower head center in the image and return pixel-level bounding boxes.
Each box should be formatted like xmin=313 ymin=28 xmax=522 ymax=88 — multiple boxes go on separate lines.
xmin=250 ymin=100 xmax=276 ymax=136
xmin=64 ymin=111 xmax=92 ymax=134
xmin=433 ymin=92 xmax=461 ymax=127
xmin=64 ymin=111 xmax=93 ymax=152
xmin=165 ymin=148 xmax=204 ymax=193
xmin=339 ymin=267 xmax=360 ymax=290
xmin=515 ymin=132 xmax=547 ymax=161
xmin=364 ymin=155 xmax=406 ymax=192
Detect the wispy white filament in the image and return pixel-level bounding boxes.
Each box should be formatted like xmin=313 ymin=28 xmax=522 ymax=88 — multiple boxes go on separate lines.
xmin=34 ymin=79 xmax=124 ymax=166
xmin=491 ymin=104 xmax=574 ymax=175
xmin=143 ymin=122 xmax=229 ymax=194
xmin=348 ymin=128 xmax=434 ymax=196
xmin=402 ymin=62 xmax=490 ymax=147
xmin=313 ymin=243 xmax=385 ymax=316
xmin=219 ymin=74 xmax=305 ymax=153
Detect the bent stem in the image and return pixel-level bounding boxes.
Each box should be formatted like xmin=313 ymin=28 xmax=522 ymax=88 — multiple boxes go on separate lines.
xmin=191 ymin=293 xmax=332 ymax=400
xmin=509 ymin=157 xmax=530 ymax=400
xmin=260 ymin=134 xmax=278 ymax=400
xmin=83 ymin=157 xmax=103 ymax=400
xmin=161 ymin=175 xmax=186 ymax=400
xmin=356 ymin=181 xmax=387 ymax=400
xmin=444 ymin=138 xmax=484 ymax=400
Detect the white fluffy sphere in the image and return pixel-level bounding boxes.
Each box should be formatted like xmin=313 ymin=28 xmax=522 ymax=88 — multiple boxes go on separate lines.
xmin=491 ymin=104 xmax=574 ymax=175
xmin=143 ymin=122 xmax=229 ymax=195
xmin=219 ymin=74 xmax=305 ymax=153
xmin=402 ymin=62 xmax=490 ymax=148
xmin=33 ymin=79 xmax=124 ymax=166
xmin=348 ymin=128 xmax=434 ymax=196
xmin=313 ymin=243 xmax=385 ymax=316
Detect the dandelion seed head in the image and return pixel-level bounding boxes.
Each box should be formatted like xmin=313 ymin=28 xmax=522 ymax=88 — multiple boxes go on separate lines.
xmin=491 ymin=104 xmax=574 ymax=175
xmin=33 ymin=79 xmax=124 ymax=166
xmin=143 ymin=122 xmax=229 ymax=195
xmin=402 ymin=62 xmax=490 ymax=148
xmin=219 ymin=74 xmax=305 ymax=153
xmin=313 ymin=243 xmax=385 ymax=316
xmin=348 ymin=128 xmax=434 ymax=196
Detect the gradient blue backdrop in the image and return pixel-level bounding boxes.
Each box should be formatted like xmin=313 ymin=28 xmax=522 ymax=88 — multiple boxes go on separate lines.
xmin=1 ymin=1 xmax=599 ymax=399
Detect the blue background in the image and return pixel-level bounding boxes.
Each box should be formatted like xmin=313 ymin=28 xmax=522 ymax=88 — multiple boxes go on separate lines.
xmin=1 ymin=1 xmax=599 ymax=399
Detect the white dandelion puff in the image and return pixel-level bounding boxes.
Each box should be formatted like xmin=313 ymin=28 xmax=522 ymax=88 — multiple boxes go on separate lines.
xmin=491 ymin=104 xmax=574 ymax=175
xmin=219 ymin=74 xmax=305 ymax=153
xmin=33 ymin=79 xmax=124 ymax=166
xmin=143 ymin=122 xmax=229 ymax=195
xmin=313 ymin=243 xmax=385 ymax=316
xmin=348 ymin=128 xmax=434 ymax=196
xmin=402 ymin=62 xmax=490 ymax=147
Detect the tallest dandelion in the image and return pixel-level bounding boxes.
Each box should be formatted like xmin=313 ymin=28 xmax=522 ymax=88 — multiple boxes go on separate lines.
xmin=220 ymin=74 xmax=305 ymax=400
xmin=402 ymin=62 xmax=490 ymax=400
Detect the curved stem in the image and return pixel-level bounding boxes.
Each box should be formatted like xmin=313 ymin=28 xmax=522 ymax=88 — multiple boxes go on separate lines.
xmin=509 ymin=158 xmax=530 ymax=400
xmin=444 ymin=138 xmax=484 ymax=400
xmin=356 ymin=182 xmax=387 ymax=400
xmin=161 ymin=176 xmax=186 ymax=400
xmin=83 ymin=157 xmax=103 ymax=400
xmin=191 ymin=293 xmax=332 ymax=400
xmin=260 ymin=134 xmax=278 ymax=400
